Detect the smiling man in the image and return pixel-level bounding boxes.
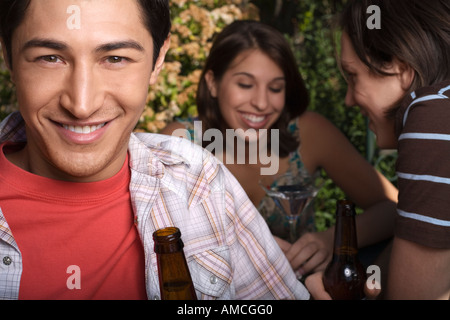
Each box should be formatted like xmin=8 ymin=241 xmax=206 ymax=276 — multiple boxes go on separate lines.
xmin=0 ymin=0 xmax=309 ymax=300
xmin=6 ymin=0 xmax=158 ymax=182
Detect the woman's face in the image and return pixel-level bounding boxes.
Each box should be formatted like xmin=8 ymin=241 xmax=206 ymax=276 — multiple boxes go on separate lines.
xmin=340 ymin=32 xmax=412 ymax=149
xmin=206 ymin=49 xmax=286 ymax=141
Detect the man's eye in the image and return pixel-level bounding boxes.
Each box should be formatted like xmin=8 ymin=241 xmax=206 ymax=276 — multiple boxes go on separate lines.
xmin=107 ymin=56 xmax=124 ymax=63
xmin=343 ymin=70 xmax=356 ymax=81
xmin=39 ymin=55 xmax=60 ymax=63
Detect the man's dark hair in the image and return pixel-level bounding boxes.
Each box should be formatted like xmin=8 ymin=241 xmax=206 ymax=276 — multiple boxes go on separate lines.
xmin=338 ymin=0 xmax=450 ymax=92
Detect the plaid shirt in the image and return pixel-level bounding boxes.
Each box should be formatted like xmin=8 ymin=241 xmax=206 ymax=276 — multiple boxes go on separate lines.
xmin=0 ymin=112 xmax=309 ymax=300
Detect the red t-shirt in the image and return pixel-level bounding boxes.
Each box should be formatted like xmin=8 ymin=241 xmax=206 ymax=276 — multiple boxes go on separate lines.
xmin=0 ymin=142 xmax=147 ymax=299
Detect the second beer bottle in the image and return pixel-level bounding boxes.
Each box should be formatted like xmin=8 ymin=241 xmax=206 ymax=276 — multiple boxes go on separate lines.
xmin=322 ymin=199 xmax=366 ymax=299
xmin=153 ymin=226 xmax=197 ymax=300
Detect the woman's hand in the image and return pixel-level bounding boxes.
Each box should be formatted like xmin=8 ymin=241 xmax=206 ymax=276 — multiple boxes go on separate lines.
xmin=275 ymin=229 xmax=334 ymax=277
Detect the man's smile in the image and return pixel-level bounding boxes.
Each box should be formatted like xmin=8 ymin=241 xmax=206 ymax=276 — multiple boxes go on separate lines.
xmin=62 ymin=123 xmax=106 ymax=134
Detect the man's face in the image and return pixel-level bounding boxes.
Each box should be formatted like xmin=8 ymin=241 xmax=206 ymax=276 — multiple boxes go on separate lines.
xmin=8 ymin=0 xmax=166 ymax=182
xmin=340 ymin=32 xmax=407 ymax=149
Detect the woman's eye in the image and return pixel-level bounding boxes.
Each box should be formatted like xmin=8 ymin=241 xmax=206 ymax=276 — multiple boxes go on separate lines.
xmin=269 ymin=87 xmax=284 ymax=93
xmin=238 ymin=83 xmax=253 ymax=89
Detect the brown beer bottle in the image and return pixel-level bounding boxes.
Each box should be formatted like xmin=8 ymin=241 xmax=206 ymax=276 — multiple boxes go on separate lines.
xmin=153 ymin=227 xmax=197 ymax=300
xmin=323 ymin=200 xmax=366 ymax=299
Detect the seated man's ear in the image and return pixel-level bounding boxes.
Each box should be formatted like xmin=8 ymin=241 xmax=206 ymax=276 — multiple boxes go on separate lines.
xmin=1 ymin=39 xmax=14 ymax=82
xmin=149 ymin=35 xmax=171 ymax=86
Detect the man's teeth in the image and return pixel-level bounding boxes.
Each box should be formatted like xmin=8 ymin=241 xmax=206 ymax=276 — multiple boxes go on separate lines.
xmin=242 ymin=114 xmax=265 ymax=123
xmin=62 ymin=123 xmax=105 ymax=134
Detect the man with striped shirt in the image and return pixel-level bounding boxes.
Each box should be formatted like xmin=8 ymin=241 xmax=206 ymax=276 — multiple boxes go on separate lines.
xmin=306 ymin=0 xmax=450 ymax=300
xmin=395 ymin=82 xmax=450 ymax=249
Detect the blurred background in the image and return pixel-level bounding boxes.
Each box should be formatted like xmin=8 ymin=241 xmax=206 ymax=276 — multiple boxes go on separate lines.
xmin=0 ymin=0 xmax=397 ymax=230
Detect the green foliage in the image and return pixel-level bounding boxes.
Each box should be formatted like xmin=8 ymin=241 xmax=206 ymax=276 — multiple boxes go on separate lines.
xmin=0 ymin=54 xmax=16 ymax=121
xmin=284 ymin=0 xmax=363 ymax=224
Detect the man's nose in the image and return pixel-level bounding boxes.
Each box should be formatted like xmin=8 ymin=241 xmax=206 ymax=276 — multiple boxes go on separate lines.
xmin=60 ymin=62 xmax=104 ymax=119
xmin=344 ymin=87 xmax=356 ymax=107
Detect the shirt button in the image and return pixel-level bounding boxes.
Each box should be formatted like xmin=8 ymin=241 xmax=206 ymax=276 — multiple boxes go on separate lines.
xmin=210 ymin=275 xmax=218 ymax=284
xmin=153 ymin=295 xmax=160 ymax=300
xmin=3 ymin=256 xmax=12 ymax=266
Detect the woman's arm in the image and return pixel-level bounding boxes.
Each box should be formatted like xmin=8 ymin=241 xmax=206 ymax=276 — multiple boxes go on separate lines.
xmin=298 ymin=111 xmax=398 ymax=246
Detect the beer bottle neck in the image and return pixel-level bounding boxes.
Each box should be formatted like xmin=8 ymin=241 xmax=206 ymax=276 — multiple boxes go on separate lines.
xmin=153 ymin=227 xmax=197 ymax=300
xmin=332 ymin=210 xmax=358 ymax=257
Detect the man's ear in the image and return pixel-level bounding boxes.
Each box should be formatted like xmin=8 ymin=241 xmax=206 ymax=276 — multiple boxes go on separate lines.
xmin=149 ymin=35 xmax=171 ymax=86
xmin=204 ymin=70 xmax=217 ymax=98
xmin=1 ymin=39 xmax=14 ymax=82
xmin=392 ymin=58 xmax=415 ymax=91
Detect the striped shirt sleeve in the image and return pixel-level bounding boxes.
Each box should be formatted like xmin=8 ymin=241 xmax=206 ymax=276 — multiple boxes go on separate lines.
xmin=394 ymin=81 xmax=450 ymax=248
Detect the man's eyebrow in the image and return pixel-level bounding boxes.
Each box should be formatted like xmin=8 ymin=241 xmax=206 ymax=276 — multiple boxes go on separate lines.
xmin=21 ymin=38 xmax=145 ymax=53
xmin=22 ymin=38 xmax=68 ymax=51
xmin=340 ymin=59 xmax=355 ymax=70
xmin=94 ymin=40 xmax=145 ymax=53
